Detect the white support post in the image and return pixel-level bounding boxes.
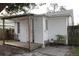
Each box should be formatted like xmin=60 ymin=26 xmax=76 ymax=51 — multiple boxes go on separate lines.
xmin=42 ymin=16 xmax=48 ymax=48
xmin=65 ymin=17 xmax=69 ymax=45
xmin=42 ymin=16 xmax=45 ymax=48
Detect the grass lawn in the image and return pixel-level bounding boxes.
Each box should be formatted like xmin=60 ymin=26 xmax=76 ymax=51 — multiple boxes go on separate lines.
xmin=71 ymin=47 xmax=79 ymax=56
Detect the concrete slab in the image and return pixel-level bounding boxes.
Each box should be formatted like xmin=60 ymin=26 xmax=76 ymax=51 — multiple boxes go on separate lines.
xmin=32 ymin=46 xmax=70 ymax=56
xmin=13 ymin=46 xmax=71 ymax=56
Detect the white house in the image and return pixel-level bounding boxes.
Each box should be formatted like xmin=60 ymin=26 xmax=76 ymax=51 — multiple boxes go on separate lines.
xmin=1 ymin=9 xmax=74 ymax=47
xmin=0 ymin=20 xmax=14 ymax=29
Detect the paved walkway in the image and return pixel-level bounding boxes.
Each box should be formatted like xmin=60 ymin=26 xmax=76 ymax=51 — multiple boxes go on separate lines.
xmin=14 ymin=46 xmax=71 ymax=56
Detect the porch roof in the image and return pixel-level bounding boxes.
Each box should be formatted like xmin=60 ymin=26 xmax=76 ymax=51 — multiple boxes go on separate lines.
xmin=0 ymin=14 xmax=34 ymax=19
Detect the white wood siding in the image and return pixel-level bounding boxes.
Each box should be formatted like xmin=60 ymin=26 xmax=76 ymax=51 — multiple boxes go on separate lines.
xmin=13 ymin=17 xmax=29 ymax=42
xmin=48 ymin=17 xmax=67 ymax=41
xmin=34 ymin=16 xmax=43 ymax=44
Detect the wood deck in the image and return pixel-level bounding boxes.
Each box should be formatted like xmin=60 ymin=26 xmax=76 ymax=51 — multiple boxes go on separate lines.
xmin=0 ymin=40 xmax=42 ymax=51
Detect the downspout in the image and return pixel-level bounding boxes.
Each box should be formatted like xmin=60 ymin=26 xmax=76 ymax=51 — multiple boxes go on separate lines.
xmin=2 ymin=19 xmax=5 ymax=45
xmin=32 ymin=16 xmax=34 ymax=43
xmin=72 ymin=16 xmax=74 ymax=26
xmin=66 ymin=16 xmax=69 ymax=45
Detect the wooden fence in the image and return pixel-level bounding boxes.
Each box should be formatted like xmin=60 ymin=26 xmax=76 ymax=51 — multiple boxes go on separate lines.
xmin=68 ymin=26 xmax=79 ymax=45
xmin=0 ymin=28 xmax=15 ymax=40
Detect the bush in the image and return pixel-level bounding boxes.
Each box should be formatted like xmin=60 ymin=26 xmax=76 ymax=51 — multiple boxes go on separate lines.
xmin=54 ymin=35 xmax=66 ymax=44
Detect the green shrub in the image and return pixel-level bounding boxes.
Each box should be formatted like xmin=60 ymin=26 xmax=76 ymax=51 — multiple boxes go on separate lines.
xmin=55 ymin=35 xmax=66 ymax=44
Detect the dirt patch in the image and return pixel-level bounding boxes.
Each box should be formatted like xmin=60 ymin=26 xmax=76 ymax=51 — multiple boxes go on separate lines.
xmin=0 ymin=45 xmax=28 ymax=56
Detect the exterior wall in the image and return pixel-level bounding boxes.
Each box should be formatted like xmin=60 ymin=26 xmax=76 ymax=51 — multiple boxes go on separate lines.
xmin=18 ymin=20 xmax=28 ymax=42
xmin=47 ymin=17 xmax=67 ymax=43
xmin=34 ymin=16 xmax=43 ymax=44
xmin=13 ymin=16 xmax=45 ymax=44
xmin=12 ymin=15 xmax=73 ymax=45
xmin=68 ymin=16 xmax=74 ymax=26
xmin=13 ymin=17 xmax=29 ymax=42
xmin=43 ymin=17 xmax=48 ymax=44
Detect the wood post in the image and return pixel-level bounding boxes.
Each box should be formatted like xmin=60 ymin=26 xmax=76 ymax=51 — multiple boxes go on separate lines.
xmin=2 ymin=19 xmax=5 ymax=45
xmin=28 ymin=16 xmax=31 ymax=52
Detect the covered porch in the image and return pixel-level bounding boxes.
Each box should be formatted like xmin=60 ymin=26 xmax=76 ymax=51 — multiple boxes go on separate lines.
xmin=0 ymin=14 xmax=42 ymax=51
xmin=0 ymin=40 xmax=41 ymax=51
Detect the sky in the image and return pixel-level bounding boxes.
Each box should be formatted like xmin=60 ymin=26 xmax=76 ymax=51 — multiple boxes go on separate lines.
xmin=1 ymin=0 xmax=79 ymax=25
xmin=31 ymin=0 xmax=79 ymax=25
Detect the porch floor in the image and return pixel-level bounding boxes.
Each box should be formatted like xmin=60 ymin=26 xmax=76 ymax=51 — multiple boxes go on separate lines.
xmin=0 ymin=40 xmax=42 ymax=51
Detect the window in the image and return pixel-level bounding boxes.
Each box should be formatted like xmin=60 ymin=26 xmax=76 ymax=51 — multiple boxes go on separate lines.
xmin=17 ymin=22 xmax=20 ymax=33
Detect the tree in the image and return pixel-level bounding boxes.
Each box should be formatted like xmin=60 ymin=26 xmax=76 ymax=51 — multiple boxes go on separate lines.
xmin=60 ymin=6 xmax=66 ymax=11
xmin=47 ymin=3 xmax=67 ymax=14
xmin=5 ymin=3 xmax=36 ymax=15
xmin=50 ymin=3 xmax=58 ymax=12
xmin=4 ymin=3 xmax=46 ymax=15
xmin=0 ymin=3 xmax=6 ymax=12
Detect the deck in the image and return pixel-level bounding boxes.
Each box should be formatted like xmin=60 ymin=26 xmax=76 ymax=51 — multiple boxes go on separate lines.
xmin=0 ymin=40 xmax=42 ymax=51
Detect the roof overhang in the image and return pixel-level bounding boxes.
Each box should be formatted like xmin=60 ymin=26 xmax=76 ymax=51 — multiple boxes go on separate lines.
xmin=45 ymin=10 xmax=73 ymax=17
xmin=0 ymin=10 xmax=73 ymax=19
xmin=0 ymin=14 xmax=34 ymax=19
